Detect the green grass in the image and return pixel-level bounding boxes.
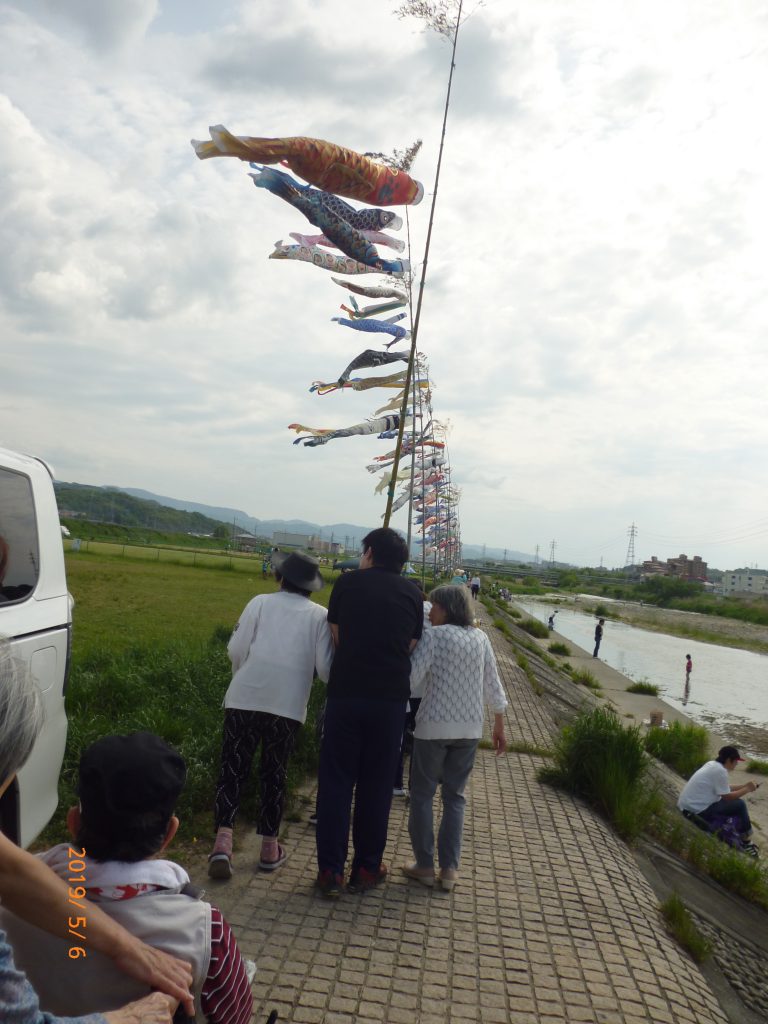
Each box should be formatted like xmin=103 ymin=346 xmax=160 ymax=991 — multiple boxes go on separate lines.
xmin=650 ymin=810 xmax=768 ymax=909
xmin=659 ymin=893 xmax=711 ymax=962
xmin=644 ymin=721 xmax=710 ymax=778
xmin=626 ymin=681 xmax=660 ymax=696
xmin=519 ymin=617 xmax=549 ymax=639
xmin=539 ymin=706 xmax=662 ymax=841
xmin=746 ymin=759 xmax=768 ymax=776
xmin=548 ymin=642 xmax=571 ymax=656
xmin=572 ymin=668 xmax=601 ymax=692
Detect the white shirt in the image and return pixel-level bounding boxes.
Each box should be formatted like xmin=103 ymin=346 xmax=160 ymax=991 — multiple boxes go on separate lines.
xmin=225 ymin=590 xmax=334 ymax=722
xmin=677 ymin=759 xmax=730 ymax=813
xmin=410 ymin=624 xmax=508 ymax=740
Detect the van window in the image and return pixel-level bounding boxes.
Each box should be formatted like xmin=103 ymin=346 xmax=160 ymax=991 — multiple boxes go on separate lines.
xmin=0 ymin=468 xmax=40 ymax=603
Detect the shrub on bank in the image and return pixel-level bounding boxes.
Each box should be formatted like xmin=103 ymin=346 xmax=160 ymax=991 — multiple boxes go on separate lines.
xmin=548 ymin=642 xmax=571 ymax=656
xmin=746 ymin=759 xmax=768 ymax=776
xmin=644 ymin=721 xmax=709 ymax=778
xmin=572 ymin=668 xmax=601 ymax=691
xmin=626 ymin=681 xmax=660 ymax=696
xmin=659 ymin=893 xmax=711 ymax=962
xmin=539 ymin=706 xmax=661 ymax=841
xmin=519 ymin=617 xmax=549 ymax=639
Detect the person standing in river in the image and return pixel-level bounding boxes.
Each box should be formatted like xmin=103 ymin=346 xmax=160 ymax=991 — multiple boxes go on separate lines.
xmin=593 ymin=617 xmax=605 ymax=658
xmin=685 ymin=654 xmax=693 ymax=684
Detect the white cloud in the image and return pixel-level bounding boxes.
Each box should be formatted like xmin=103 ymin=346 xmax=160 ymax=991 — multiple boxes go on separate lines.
xmin=2 ymin=0 xmax=768 ymax=568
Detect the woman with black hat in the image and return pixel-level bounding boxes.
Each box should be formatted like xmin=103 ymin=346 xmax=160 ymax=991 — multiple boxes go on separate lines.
xmin=209 ymin=552 xmax=334 ymax=878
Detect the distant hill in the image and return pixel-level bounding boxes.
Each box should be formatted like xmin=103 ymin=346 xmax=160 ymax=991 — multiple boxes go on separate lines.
xmin=57 ymin=482 xmax=537 ymax=562
xmin=121 ymin=488 xmax=376 ymax=550
xmin=54 ymin=482 xmax=248 ymax=538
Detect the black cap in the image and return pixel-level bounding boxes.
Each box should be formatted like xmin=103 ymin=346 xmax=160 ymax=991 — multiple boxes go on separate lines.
xmin=718 ymin=745 xmax=744 ymax=763
xmin=271 ymin=550 xmax=324 ymax=591
xmin=78 ymin=732 xmax=186 ymax=824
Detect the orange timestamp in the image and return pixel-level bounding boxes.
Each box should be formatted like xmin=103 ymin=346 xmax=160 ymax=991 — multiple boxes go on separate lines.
xmin=66 ymin=846 xmax=88 ymax=959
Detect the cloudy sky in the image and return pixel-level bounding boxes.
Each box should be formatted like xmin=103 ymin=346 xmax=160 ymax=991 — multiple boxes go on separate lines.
xmin=2 ymin=0 xmax=768 ymax=569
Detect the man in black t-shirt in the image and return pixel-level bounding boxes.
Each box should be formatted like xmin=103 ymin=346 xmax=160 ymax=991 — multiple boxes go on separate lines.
xmin=316 ymin=528 xmax=422 ymax=897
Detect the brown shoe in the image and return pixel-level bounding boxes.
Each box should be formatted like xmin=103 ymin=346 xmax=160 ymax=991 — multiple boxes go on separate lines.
xmin=347 ymin=864 xmax=388 ymax=893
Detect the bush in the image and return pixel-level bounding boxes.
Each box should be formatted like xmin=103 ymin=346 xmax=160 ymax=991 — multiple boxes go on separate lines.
xmin=746 ymin=759 xmax=768 ymax=776
xmin=644 ymin=721 xmax=710 ymax=778
xmin=520 ymin=617 xmax=549 ymax=639
xmin=626 ymin=681 xmax=660 ymax=696
xmin=572 ymin=668 xmax=601 ymax=691
xmin=539 ymin=706 xmax=660 ymax=841
xmin=660 ymin=893 xmax=711 ymax=962
xmin=548 ymin=642 xmax=571 ymax=656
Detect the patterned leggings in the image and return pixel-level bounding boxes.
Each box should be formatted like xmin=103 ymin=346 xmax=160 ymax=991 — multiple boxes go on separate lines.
xmin=214 ymin=709 xmax=300 ymax=836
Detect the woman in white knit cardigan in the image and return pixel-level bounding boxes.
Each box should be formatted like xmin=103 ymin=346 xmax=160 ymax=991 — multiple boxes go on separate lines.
xmin=403 ymin=585 xmax=507 ymax=890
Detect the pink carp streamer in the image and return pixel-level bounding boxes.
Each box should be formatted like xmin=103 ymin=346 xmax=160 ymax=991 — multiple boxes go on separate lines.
xmin=191 ymin=126 xmax=424 ymax=206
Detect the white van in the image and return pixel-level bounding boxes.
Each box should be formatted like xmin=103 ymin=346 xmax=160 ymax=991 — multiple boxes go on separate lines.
xmin=0 ymin=448 xmax=70 ymax=847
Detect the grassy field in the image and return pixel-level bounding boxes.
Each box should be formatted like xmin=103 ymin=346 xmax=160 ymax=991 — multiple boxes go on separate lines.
xmin=38 ymin=550 xmax=333 ymax=852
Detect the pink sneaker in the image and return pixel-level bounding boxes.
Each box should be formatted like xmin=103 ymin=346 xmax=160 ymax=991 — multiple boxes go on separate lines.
xmin=208 ymin=827 xmax=233 ymax=880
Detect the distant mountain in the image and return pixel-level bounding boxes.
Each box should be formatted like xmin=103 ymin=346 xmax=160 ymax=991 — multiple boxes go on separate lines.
xmin=54 ymin=482 xmax=232 ymax=536
xmin=121 ymin=488 xmax=374 ymax=548
xmin=461 ymin=544 xmax=537 ymax=563
xmin=59 ymin=483 xmax=537 ymax=562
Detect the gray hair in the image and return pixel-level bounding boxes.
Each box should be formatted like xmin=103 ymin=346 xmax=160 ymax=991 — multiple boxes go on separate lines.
xmin=0 ymin=640 xmax=44 ymax=784
xmin=430 ymin=585 xmax=474 ymax=627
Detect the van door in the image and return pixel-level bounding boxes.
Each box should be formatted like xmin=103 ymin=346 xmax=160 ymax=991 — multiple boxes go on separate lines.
xmin=0 ymin=455 xmax=70 ymax=847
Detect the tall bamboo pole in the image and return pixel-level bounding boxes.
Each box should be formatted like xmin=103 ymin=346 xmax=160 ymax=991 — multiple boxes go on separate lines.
xmin=382 ymin=0 xmax=464 ymax=527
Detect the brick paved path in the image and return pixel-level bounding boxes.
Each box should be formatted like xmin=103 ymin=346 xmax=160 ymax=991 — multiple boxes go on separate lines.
xmin=191 ymin=611 xmax=729 ymax=1024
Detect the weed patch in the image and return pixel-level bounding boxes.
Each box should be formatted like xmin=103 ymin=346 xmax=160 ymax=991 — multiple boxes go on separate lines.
xmin=548 ymin=642 xmax=571 ymax=656
xmin=644 ymin=722 xmax=709 ymax=778
xmin=660 ymin=893 xmax=711 ymax=962
xmin=572 ymin=668 xmax=601 ymax=692
xmin=650 ymin=810 xmax=768 ymax=909
xmin=626 ymin=681 xmax=660 ymax=696
xmin=539 ymin=706 xmax=661 ymax=841
xmin=746 ymin=759 xmax=768 ymax=776
xmin=519 ymin=617 xmax=549 ymax=639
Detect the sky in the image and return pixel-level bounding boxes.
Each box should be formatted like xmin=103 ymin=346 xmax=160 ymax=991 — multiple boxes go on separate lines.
xmin=2 ymin=0 xmax=768 ymax=570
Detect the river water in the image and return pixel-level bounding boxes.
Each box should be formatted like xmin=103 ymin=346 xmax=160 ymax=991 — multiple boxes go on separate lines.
xmin=515 ymin=599 xmax=768 ymax=756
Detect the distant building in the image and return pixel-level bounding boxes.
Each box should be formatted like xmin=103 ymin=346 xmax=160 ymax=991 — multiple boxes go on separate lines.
xmin=271 ymin=531 xmax=341 ymax=555
xmin=272 ymin=531 xmax=311 ymax=549
xmin=722 ymin=570 xmax=768 ymax=597
xmin=640 ymin=553 xmax=708 ymax=581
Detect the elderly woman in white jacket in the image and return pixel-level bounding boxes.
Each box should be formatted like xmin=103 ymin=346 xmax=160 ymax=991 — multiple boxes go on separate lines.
xmin=403 ymin=585 xmax=507 ymax=890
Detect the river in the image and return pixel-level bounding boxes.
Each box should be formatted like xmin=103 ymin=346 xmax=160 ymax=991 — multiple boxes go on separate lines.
xmin=515 ymin=599 xmax=768 ymax=756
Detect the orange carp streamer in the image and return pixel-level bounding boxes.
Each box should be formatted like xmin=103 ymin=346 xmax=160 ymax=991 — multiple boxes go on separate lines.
xmin=191 ymin=125 xmax=423 ymax=207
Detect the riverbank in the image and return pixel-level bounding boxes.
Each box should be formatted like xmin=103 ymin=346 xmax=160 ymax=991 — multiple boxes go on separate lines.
xmin=554 ymin=593 xmax=768 ymax=655
xmin=521 ymin=605 xmax=768 ymax=841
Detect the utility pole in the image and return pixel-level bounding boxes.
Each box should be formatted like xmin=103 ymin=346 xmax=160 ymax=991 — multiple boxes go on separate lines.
xmin=503 ymin=548 xmax=507 ymax=563
xmin=626 ymin=522 xmax=637 ymax=566
xmin=535 ymin=544 xmax=540 ymax=565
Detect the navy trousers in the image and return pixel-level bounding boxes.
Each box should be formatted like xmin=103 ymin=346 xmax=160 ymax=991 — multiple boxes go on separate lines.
xmin=316 ymin=696 xmax=407 ymax=876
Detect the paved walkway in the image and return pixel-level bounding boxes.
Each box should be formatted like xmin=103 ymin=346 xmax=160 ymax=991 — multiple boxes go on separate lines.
xmin=190 ymin=609 xmax=730 ymax=1024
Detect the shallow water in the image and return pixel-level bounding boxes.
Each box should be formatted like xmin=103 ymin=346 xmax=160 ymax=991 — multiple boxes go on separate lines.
xmin=516 ymin=599 xmax=768 ymax=756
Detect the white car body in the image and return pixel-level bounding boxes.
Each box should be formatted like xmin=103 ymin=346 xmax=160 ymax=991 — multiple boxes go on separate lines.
xmin=0 ymin=447 xmax=70 ymax=847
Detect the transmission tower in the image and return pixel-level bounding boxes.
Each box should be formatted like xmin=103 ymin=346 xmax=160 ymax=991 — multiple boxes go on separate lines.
xmin=625 ymin=523 xmax=637 ymax=567
xmin=535 ymin=544 xmax=540 ymax=565
xmin=549 ymin=540 xmax=556 ymax=567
